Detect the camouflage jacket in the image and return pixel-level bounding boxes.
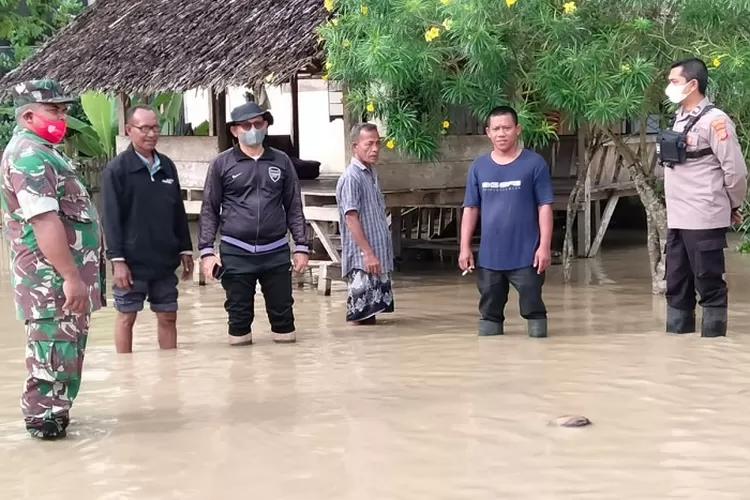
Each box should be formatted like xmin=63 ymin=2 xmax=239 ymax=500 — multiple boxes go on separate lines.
xmin=1 ymin=126 xmax=103 ymax=321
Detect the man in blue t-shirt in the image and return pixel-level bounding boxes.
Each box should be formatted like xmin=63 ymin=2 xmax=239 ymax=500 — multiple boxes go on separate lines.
xmin=459 ymin=106 xmax=555 ymax=338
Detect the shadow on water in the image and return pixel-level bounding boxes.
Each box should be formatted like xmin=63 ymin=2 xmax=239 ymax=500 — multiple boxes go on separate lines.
xmin=1 ymin=228 xmax=750 ymax=499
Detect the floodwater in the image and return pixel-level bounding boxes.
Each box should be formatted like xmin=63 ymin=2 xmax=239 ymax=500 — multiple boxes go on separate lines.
xmin=2 ymin=234 xmax=750 ymax=500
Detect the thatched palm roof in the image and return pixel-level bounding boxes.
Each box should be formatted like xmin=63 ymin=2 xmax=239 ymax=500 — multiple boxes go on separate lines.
xmin=1 ymin=0 xmax=328 ymax=94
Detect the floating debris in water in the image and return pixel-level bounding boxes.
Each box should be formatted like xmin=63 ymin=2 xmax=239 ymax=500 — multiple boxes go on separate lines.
xmin=551 ymin=415 xmax=591 ymax=427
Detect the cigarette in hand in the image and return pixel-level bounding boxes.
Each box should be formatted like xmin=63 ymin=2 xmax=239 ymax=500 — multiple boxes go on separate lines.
xmin=462 ymin=267 xmax=474 ymax=276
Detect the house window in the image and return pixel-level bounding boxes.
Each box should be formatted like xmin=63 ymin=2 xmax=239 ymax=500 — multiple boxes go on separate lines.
xmin=327 ymin=80 xmax=344 ymax=122
xmin=623 ymin=114 xmax=661 ymax=135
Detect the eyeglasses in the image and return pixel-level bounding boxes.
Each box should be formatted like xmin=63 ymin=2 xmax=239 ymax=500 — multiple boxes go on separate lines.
xmin=236 ymin=121 xmax=265 ymax=131
xmin=131 ymin=125 xmax=161 ymax=134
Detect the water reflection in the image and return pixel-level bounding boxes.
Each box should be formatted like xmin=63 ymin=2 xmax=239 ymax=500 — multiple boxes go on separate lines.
xmin=0 ymin=233 xmax=749 ymax=498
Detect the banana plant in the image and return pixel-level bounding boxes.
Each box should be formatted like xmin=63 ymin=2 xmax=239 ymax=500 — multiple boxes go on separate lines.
xmin=1 ymin=91 xmax=186 ymax=158
xmin=147 ymin=92 xmax=184 ymax=135
xmin=64 ymin=114 xmax=106 ymax=158
xmin=79 ymin=91 xmax=117 ymax=158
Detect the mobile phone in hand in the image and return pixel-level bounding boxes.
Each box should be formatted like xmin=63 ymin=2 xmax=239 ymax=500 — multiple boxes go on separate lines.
xmin=212 ymin=263 xmax=225 ymax=280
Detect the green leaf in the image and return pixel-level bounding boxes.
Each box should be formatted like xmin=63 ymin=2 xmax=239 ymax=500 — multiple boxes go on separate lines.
xmin=64 ymin=115 xmax=106 ymax=158
xmin=193 ymin=120 xmax=210 ymax=136
xmin=80 ymin=91 xmax=116 ymax=158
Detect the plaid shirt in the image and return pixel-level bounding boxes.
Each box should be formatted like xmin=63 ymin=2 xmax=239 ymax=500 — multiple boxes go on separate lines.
xmin=335 ymin=158 xmax=393 ymax=276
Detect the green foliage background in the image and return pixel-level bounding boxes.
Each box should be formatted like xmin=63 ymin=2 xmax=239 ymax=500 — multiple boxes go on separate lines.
xmin=319 ymin=0 xmax=750 ymax=162
xmin=0 ymin=0 xmax=82 ymax=147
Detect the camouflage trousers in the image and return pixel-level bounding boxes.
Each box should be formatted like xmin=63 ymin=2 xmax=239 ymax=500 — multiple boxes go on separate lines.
xmin=22 ymin=314 xmax=90 ymax=438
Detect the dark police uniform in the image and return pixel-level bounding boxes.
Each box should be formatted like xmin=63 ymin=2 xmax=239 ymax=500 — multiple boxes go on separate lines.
xmin=659 ymin=97 xmax=748 ymax=337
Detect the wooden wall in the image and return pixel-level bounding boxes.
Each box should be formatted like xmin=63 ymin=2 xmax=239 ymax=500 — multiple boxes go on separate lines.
xmin=116 ymin=135 xmax=219 ymax=190
xmin=377 ymin=135 xmax=489 ymax=192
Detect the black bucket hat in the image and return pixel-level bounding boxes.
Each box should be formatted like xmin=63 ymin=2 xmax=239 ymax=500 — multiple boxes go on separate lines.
xmin=228 ymin=102 xmax=274 ymax=126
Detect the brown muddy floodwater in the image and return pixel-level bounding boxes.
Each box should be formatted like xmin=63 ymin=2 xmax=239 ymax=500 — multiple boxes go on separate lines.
xmin=2 ymin=235 xmax=750 ymax=500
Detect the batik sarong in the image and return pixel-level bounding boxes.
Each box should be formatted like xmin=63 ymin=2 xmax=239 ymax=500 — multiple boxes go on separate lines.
xmin=345 ymin=269 xmax=395 ymax=322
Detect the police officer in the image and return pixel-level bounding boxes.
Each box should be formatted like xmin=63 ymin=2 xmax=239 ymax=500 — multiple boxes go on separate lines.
xmin=659 ymin=58 xmax=748 ymax=337
xmin=0 ymin=80 xmax=104 ymax=439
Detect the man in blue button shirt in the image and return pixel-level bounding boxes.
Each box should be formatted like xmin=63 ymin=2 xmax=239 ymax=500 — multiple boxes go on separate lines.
xmin=459 ymin=106 xmax=555 ymax=338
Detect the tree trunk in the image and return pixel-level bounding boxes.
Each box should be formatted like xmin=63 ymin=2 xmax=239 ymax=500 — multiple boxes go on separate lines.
xmin=562 ymin=126 xmax=602 ymax=282
xmin=605 ymin=129 xmax=667 ymax=294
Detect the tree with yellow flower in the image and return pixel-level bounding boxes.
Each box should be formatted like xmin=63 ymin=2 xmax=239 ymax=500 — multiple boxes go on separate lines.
xmin=319 ymin=0 xmax=750 ymax=291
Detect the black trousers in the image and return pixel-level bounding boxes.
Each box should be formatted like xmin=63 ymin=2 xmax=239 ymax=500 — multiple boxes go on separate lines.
xmin=477 ymin=266 xmax=547 ymax=331
xmin=219 ymin=244 xmax=295 ymax=336
xmin=665 ymin=228 xmax=728 ymax=310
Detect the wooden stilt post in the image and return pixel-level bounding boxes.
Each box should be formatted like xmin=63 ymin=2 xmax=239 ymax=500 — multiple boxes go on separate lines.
xmin=587 ymin=195 xmax=620 ymax=258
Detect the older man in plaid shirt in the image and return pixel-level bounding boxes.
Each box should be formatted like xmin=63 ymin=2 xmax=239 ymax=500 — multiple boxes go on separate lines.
xmin=335 ymin=123 xmax=395 ymax=325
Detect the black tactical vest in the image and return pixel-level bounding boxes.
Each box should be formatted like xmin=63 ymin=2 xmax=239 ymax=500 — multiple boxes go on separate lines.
xmin=656 ymin=105 xmax=715 ymax=168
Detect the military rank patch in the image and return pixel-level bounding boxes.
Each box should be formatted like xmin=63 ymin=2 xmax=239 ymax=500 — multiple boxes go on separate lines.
xmin=711 ymin=119 xmax=729 ymax=141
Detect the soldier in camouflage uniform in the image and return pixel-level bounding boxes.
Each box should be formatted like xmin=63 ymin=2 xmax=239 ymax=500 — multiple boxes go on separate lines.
xmin=0 ymin=79 xmax=104 ymax=440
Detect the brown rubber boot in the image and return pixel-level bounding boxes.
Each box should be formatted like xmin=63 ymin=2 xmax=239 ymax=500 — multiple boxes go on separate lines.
xmin=273 ymin=332 xmax=296 ymax=344
xmin=228 ymin=333 xmax=252 ymax=346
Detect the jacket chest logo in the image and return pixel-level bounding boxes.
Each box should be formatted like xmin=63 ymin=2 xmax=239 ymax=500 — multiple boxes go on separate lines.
xmin=268 ymin=166 xmax=281 ymax=183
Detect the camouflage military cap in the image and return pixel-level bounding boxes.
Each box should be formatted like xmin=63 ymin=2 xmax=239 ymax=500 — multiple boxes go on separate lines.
xmin=10 ymin=79 xmax=77 ymax=108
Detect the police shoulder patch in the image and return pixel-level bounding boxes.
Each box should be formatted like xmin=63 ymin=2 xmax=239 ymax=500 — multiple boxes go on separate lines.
xmin=711 ymin=118 xmax=729 ymax=142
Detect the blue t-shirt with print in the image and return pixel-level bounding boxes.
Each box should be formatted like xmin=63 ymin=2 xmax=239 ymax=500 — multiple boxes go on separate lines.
xmin=463 ymin=149 xmax=554 ymax=271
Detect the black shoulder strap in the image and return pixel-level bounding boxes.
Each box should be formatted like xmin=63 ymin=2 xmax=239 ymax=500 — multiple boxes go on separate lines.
xmin=682 ymin=104 xmax=715 ymax=136
xmin=683 ymin=105 xmax=716 ymax=160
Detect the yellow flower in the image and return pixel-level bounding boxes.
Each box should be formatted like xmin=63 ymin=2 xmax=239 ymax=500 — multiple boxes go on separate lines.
xmin=440 ymin=0 xmax=451 ymax=4
xmin=324 ymin=0 xmax=334 ymax=12
xmin=343 ymin=39 xmax=351 ymax=48
xmin=424 ymin=26 xmax=441 ymax=42
xmin=442 ymin=120 xmax=450 ymax=129
xmin=366 ymin=102 xmax=375 ymax=113
xmin=386 ymin=139 xmax=395 ymax=149
xmin=713 ymin=57 xmax=721 ymax=68
xmin=442 ymin=18 xmax=453 ymax=31
xmin=325 ymin=61 xmax=332 ymax=71
xmin=563 ymin=1 xmax=576 ymax=14
xmin=321 ymin=74 xmax=329 ymax=81
xmin=506 ymin=0 xmax=517 ymax=6
xmin=361 ymin=4 xmax=368 ymax=15
xmin=620 ymin=63 xmax=631 ymax=73
xmin=332 ymin=18 xmax=339 ymax=26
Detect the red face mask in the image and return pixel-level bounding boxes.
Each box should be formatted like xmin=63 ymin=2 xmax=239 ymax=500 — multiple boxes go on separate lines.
xmin=29 ymin=114 xmax=67 ymax=144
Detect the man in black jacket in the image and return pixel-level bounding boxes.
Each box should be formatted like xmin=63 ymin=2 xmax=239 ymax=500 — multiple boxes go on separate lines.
xmin=101 ymin=105 xmax=193 ymax=353
xmin=199 ymin=102 xmax=309 ymax=346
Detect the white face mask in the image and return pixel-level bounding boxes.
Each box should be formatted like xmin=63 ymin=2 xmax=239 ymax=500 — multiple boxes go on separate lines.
xmin=665 ymin=83 xmax=690 ymax=104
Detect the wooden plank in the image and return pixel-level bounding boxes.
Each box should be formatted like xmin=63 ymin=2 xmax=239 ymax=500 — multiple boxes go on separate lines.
xmin=391 ymin=207 xmax=403 ymax=259
xmin=377 ymin=161 xmax=474 ymax=191
xmin=383 ymin=188 xmax=466 ymax=207
xmin=310 ymin=220 xmax=341 ymax=263
xmin=377 ymin=135 xmax=488 ymax=165
xmin=594 ymin=200 xmax=601 ymax=234
xmin=184 ymin=200 xmax=202 ymax=215
xmin=290 ymin=75 xmax=301 ymax=158
xmin=207 ymin=86 xmax=216 ymax=137
xmin=192 ymin=257 xmax=206 ymax=286
xmin=304 ymin=206 xmax=339 ymax=222
xmin=116 ymin=93 xmax=130 ymax=136
xmin=214 ymin=89 xmax=230 ymax=151
xmin=316 ymin=263 xmax=343 ymax=296
xmin=587 ymin=195 xmax=620 ymax=258
xmin=579 ymin=129 xmax=591 ymax=257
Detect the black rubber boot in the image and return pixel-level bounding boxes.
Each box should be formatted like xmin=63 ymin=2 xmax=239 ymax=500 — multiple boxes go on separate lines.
xmin=528 ymin=318 xmax=548 ymax=338
xmin=666 ymin=306 xmax=696 ymax=334
xmin=478 ymin=319 xmax=503 ymax=336
xmin=26 ymin=419 xmax=67 ymax=440
xmin=701 ymin=307 xmax=727 ymax=338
